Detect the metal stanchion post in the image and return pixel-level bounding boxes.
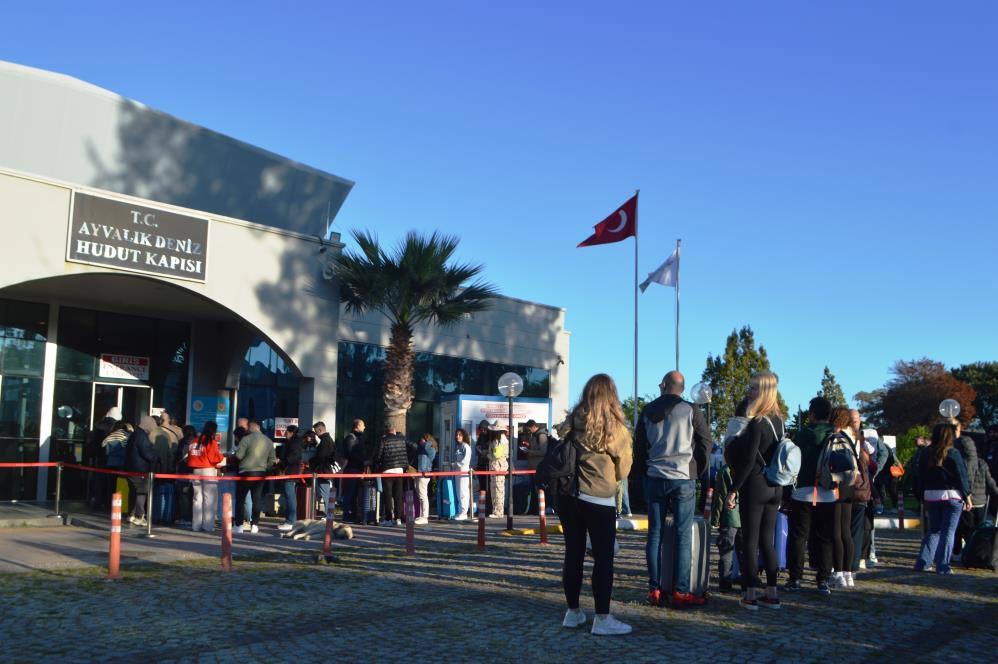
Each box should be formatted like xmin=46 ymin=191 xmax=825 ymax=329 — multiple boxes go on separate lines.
xmin=142 ymin=472 xmax=155 ymax=538
xmin=405 ymin=489 xmax=415 ymax=555
xmin=898 ymin=490 xmax=905 ymax=530
xmin=477 ymin=490 xmax=486 ymax=550
xmin=468 ymin=468 xmax=475 ymax=519
xmin=53 ymin=462 xmax=63 ymax=517
xmin=221 ymin=491 xmax=233 ymax=571
xmin=538 ymin=489 xmax=548 ymax=545
xmin=311 ymin=472 xmax=319 ymax=519
xmin=108 ymin=492 xmax=122 ymax=580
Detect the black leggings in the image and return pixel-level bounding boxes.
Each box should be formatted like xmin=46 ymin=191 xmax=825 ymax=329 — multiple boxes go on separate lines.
xmin=833 ymin=502 xmax=854 ymax=572
xmin=381 ymin=476 xmax=404 ymax=521
xmin=738 ymin=482 xmax=782 ymax=589
xmin=558 ymin=496 xmax=617 ymax=615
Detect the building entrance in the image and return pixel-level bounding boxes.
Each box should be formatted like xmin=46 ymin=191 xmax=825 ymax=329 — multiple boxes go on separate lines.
xmin=92 ymin=383 xmax=152 ymax=429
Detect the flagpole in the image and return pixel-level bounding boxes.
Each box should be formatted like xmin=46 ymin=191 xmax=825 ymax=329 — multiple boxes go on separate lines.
xmin=633 ymin=190 xmax=640 ymax=432
xmin=675 ymin=238 xmax=681 ymax=371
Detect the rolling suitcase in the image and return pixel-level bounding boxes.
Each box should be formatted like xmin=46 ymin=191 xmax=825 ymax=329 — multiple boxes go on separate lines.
xmin=660 ymin=514 xmax=710 ymax=596
xmin=296 ymin=483 xmax=315 ymax=521
xmin=362 ymin=482 xmax=380 ymax=524
xmin=760 ymin=511 xmax=790 ymax=570
xmin=963 ymin=498 xmax=997 ymax=571
xmin=436 ymin=477 xmax=457 ymax=520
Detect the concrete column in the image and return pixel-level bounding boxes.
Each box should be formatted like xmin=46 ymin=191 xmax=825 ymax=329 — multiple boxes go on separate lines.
xmin=36 ymin=302 xmax=59 ymax=500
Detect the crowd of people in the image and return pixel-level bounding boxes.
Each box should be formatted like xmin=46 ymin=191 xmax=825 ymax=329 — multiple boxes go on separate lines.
xmin=544 ymin=369 xmax=998 ymax=636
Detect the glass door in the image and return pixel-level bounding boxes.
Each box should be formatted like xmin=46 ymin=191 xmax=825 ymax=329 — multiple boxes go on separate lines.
xmin=91 ymin=383 xmax=153 ymax=428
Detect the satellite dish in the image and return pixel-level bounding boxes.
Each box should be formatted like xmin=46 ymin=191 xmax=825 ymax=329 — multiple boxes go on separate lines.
xmin=498 ymin=372 xmax=524 ymax=398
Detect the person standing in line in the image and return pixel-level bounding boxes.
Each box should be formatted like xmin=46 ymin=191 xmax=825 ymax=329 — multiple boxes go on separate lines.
xmin=414 ymin=433 xmax=437 ymax=525
xmin=87 ymin=406 xmax=120 ymax=509
xmin=712 ymin=457 xmax=742 ymax=592
xmin=312 ymin=421 xmax=338 ymax=516
xmin=826 ymin=407 xmax=859 ymax=588
xmin=558 ymin=374 xmax=633 ymax=636
xmin=915 ymin=422 xmax=972 ymax=573
xmin=160 ymin=410 xmax=183 ymax=447
xmin=726 ymin=372 xmax=784 ymax=610
xmin=339 ymin=419 xmax=367 ymax=522
xmin=487 ymin=428 xmax=510 ymax=518
xmin=525 ymin=420 xmax=549 ymax=515
xmin=234 ymin=420 xmax=276 ymax=534
xmin=637 ymin=371 xmax=711 ymax=609
xmin=846 ymin=420 xmax=873 ymax=585
xmin=375 ymin=426 xmax=409 ymax=525
xmin=278 ymin=425 xmax=303 ymax=532
xmin=124 ymin=416 xmax=158 ymax=527
xmin=175 ymin=424 xmax=197 ymax=527
xmin=150 ymin=416 xmax=178 ymax=525
xmin=474 ymin=420 xmax=492 ymax=506
xmin=186 ymin=421 xmax=226 ymax=532
xmin=454 ymin=428 xmax=472 ymax=520
xmin=784 ymin=397 xmax=835 ymax=594
xmin=101 ymin=420 xmax=131 ymax=507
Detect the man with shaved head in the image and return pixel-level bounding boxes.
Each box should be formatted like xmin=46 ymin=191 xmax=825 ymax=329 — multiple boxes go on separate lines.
xmin=636 ymin=370 xmax=712 ymax=609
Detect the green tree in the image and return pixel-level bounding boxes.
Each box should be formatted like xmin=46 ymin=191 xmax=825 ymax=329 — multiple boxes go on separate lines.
xmin=853 ymin=389 xmax=886 ymax=429
xmin=334 ymin=230 xmax=499 ymax=433
xmin=896 ymin=424 xmax=930 ymax=466
xmin=818 ymin=366 xmax=847 ymax=408
xmin=622 ymin=394 xmax=655 ymax=431
xmin=700 ymin=326 xmax=788 ymax=439
xmin=952 ymin=362 xmax=998 ymax=429
xmin=856 ymin=359 xmax=976 ymax=434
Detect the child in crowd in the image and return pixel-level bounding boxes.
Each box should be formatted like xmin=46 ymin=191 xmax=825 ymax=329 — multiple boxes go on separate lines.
xmin=712 ymin=459 xmax=742 ymax=592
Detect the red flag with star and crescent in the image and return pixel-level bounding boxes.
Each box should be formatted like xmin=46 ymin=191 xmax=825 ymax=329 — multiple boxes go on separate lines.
xmin=577 ymin=194 xmax=638 ymax=247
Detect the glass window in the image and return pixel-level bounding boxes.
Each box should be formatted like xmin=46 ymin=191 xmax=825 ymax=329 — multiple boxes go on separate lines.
xmin=0 ymin=299 xmax=48 ymax=377
xmin=237 ymin=338 xmax=301 ymax=438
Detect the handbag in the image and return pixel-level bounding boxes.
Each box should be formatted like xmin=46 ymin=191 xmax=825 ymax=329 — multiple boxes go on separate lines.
xmin=889 ymin=463 xmax=905 ymax=479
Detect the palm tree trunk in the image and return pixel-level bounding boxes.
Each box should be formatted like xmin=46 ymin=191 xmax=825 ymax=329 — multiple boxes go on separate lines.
xmin=384 ymin=322 xmax=415 ymax=435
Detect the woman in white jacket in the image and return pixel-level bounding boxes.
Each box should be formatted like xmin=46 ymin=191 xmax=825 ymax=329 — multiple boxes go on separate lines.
xmin=453 ymin=428 xmax=472 ymax=520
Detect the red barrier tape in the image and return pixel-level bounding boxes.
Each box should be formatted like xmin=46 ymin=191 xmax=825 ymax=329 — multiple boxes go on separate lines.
xmin=0 ymin=462 xmax=58 ymax=468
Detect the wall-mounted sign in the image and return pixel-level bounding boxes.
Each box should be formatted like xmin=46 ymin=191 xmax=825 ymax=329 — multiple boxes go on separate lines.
xmin=275 ymin=417 xmax=299 ymax=439
xmin=99 ymin=354 xmax=150 ymax=381
xmin=67 ymin=192 xmax=209 ymax=282
xmin=190 ymin=393 xmax=231 ymax=443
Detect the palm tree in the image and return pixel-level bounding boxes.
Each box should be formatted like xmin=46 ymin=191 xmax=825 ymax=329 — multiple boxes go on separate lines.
xmin=333 ymin=230 xmax=499 ymax=434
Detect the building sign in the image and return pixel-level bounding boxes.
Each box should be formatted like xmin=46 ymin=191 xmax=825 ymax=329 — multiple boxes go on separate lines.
xmin=99 ymin=354 xmax=150 ymax=381
xmin=275 ymin=417 xmax=299 ymax=439
xmin=67 ymin=192 xmax=209 ymax=282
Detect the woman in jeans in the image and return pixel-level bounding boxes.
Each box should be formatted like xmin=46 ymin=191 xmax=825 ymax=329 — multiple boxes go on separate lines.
xmin=915 ymin=422 xmax=972 ymax=574
xmin=726 ymin=372 xmax=784 ymax=610
xmin=558 ymin=374 xmax=633 ymax=636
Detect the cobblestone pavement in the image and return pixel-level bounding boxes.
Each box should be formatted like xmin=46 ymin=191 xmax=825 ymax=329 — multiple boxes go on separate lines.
xmin=0 ymin=522 xmax=995 ymax=663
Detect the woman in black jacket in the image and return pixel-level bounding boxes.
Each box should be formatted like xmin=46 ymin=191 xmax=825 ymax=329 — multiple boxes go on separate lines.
xmin=124 ymin=415 xmax=158 ymax=526
xmin=915 ymin=423 xmax=972 ymax=574
xmin=726 ymin=372 xmax=784 ymax=611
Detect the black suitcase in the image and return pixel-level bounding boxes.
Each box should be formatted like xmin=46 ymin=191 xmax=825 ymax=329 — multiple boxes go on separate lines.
xmin=963 ymin=499 xmax=996 ymax=571
xmin=296 ymin=484 xmax=315 ymax=521
xmin=660 ymin=514 xmax=710 ymax=596
xmin=361 ymin=482 xmax=380 ymax=524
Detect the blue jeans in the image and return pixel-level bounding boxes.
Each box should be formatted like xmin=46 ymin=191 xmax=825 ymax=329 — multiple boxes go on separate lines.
xmin=153 ymin=481 xmax=175 ymax=524
xmin=283 ymin=481 xmax=298 ymax=524
xmin=916 ymin=499 xmax=963 ymax=572
xmin=645 ymin=477 xmax=696 ymax=594
xmin=318 ymin=480 xmax=332 ymax=517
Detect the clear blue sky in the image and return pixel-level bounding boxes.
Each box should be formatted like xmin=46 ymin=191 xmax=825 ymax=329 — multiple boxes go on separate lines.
xmin=3 ymin=2 xmax=996 ymax=413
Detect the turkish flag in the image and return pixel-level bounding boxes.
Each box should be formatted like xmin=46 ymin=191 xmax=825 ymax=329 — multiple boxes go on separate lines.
xmin=577 ymin=194 xmax=638 ymax=247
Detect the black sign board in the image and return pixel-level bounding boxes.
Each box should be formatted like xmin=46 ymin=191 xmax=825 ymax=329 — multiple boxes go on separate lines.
xmin=67 ymin=192 xmax=209 ymax=282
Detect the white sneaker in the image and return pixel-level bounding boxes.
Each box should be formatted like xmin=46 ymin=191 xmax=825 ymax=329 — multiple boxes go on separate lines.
xmin=233 ymin=525 xmax=244 ymax=534
xmin=250 ymin=524 xmax=260 ymax=534
xmin=867 ymin=557 xmax=878 ymax=567
xmin=858 ymin=559 xmax=867 ymax=570
xmin=128 ymin=515 xmax=140 ymax=525
xmin=278 ymin=523 xmax=293 ymax=532
xmin=414 ymin=517 xmax=429 ymax=525
xmin=454 ymin=515 xmax=468 ymax=521
xmin=395 ymin=519 xmax=403 ymax=526
xmin=591 ymin=614 xmax=632 ymax=636
xmin=562 ymin=608 xmax=587 ymax=628
xmin=845 ymin=572 xmax=855 ymax=588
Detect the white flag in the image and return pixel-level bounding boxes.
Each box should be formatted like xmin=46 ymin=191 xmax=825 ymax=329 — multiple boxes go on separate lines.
xmin=639 ymin=249 xmax=678 ymax=292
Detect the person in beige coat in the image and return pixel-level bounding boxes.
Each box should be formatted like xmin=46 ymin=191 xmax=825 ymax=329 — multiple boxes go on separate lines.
xmin=558 ymin=374 xmax=633 ymax=636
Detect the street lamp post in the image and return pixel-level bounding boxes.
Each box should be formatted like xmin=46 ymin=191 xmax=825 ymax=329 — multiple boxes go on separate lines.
xmin=939 ymin=399 xmax=961 ymax=420
xmin=498 ymin=372 xmax=524 ymax=532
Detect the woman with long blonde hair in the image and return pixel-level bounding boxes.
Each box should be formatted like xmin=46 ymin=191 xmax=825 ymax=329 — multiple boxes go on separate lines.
xmin=558 ymin=374 xmax=633 ymax=636
xmin=726 ymin=371 xmax=785 ymax=610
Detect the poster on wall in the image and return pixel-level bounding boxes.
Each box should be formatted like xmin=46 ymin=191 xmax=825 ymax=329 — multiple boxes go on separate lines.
xmin=437 ymin=396 xmax=552 ymax=470
xmin=99 ymin=354 xmax=150 ymax=381
xmin=67 ymin=192 xmax=210 ymax=282
xmin=274 ymin=417 xmax=299 ymax=439
xmin=190 ymin=393 xmax=231 ymax=443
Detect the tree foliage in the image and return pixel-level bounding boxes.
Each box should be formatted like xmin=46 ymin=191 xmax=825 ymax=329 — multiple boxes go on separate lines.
xmin=896 ymin=424 xmax=931 ymax=467
xmin=951 ymin=362 xmax=998 ymax=429
xmin=818 ymin=366 xmax=848 ymax=408
xmin=621 ymin=394 xmax=655 ymax=432
xmin=857 ymin=358 xmax=977 ymax=435
xmin=700 ymin=326 xmax=788 ymax=439
xmin=333 ymin=230 xmax=499 ymax=433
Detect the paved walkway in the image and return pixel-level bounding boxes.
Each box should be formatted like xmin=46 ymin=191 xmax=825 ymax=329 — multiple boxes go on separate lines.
xmin=0 ymin=519 xmax=995 ymax=662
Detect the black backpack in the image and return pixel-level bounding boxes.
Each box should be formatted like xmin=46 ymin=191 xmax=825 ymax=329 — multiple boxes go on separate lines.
xmin=535 ymin=432 xmax=579 ymax=497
